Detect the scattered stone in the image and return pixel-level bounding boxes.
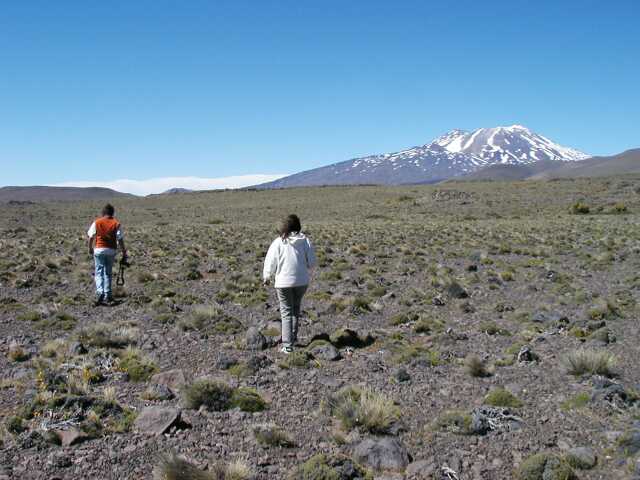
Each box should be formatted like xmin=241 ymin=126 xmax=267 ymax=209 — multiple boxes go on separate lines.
xmin=471 ymin=406 xmax=523 ymax=435
xmin=394 ymin=367 xmax=411 ymax=383
xmin=308 ymin=341 xmax=341 ymax=361
xmin=134 ymin=407 xmax=182 ymax=436
xmin=56 ymin=428 xmax=91 ymax=447
xmin=352 ymin=437 xmax=411 ymax=471
xmin=566 ymin=447 xmax=597 ymax=469
xmin=150 ymin=369 xmax=186 ymax=390
xmin=245 ymin=327 xmax=267 ymax=351
xmin=47 ymin=451 xmax=72 ymax=468
xmin=67 ymin=341 xmax=87 ymax=355
xmin=406 ymin=460 xmax=436 ymax=478
xmin=215 ymin=353 xmax=238 ymax=370
xmin=144 ymin=383 xmax=175 ymax=401
xmin=446 ymin=282 xmax=468 ymax=299
xmin=517 ymin=345 xmax=538 ymax=363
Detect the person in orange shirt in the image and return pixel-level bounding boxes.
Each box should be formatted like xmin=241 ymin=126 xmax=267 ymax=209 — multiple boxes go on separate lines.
xmin=87 ymin=204 xmax=127 ymax=305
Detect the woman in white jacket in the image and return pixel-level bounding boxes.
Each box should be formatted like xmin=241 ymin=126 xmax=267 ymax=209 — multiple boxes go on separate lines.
xmin=263 ymin=214 xmax=316 ymax=354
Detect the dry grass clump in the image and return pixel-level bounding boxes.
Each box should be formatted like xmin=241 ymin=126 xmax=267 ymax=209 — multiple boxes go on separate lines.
xmin=564 ymin=349 xmax=616 ymax=377
xmin=253 ymin=423 xmax=295 ymax=448
xmin=432 ymin=410 xmax=473 ymax=435
xmin=7 ymin=344 xmax=30 ymax=362
xmin=183 ymin=379 xmax=234 ymax=411
xmin=153 ymin=453 xmax=252 ymax=480
xmin=77 ymin=323 xmax=138 ymax=349
xmin=514 ymin=452 xmax=576 ymax=480
xmin=117 ymin=347 xmax=158 ymax=382
xmin=464 ymin=354 xmax=491 ymax=377
xmin=326 ymin=385 xmax=400 ymax=434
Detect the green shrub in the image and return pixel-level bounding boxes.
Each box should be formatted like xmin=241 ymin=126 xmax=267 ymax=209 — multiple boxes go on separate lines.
xmin=118 ymin=348 xmax=158 ymax=382
xmin=483 ymin=387 xmax=523 ymax=408
xmin=432 ymin=410 xmax=473 ymax=435
xmin=515 ymin=453 xmax=576 ymax=480
xmin=183 ymin=379 xmax=233 ymax=411
xmin=230 ymin=387 xmax=267 ymax=413
xmin=570 ymin=202 xmax=590 ymax=215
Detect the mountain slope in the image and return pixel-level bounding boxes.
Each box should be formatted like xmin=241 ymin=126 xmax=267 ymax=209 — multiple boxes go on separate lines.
xmin=258 ymin=125 xmax=588 ymax=188
xmin=454 ymin=149 xmax=640 ymax=182
xmin=0 ymin=186 xmax=134 ymax=203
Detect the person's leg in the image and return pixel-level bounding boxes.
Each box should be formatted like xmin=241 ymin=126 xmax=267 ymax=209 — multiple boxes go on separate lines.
xmin=94 ymin=253 xmax=105 ymax=302
xmin=277 ymin=288 xmax=294 ymax=349
xmin=291 ymin=285 xmax=308 ymax=344
xmin=104 ymin=254 xmax=115 ymax=301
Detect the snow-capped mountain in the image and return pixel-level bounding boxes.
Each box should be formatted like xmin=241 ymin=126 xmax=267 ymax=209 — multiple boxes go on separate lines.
xmin=258 ymin=125 xmax=589 ymax=188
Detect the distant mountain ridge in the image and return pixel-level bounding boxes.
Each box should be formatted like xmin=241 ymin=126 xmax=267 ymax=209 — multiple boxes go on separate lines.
xmin=257 ymin=125 xmax=589 ymax=188
xmin=0 ymin=186 xmax=133 ymax=203
xmin=456 ymin=149 xmax=640 ymax=182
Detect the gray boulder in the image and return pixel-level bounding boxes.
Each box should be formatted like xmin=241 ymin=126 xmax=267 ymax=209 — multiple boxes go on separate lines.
xmin=151 ymin=369 xmax=186 ymax=390
xmin=352 ymin=437 xmax=410 ymax=471
xmin=308 ymin=341 xmax=341 ymax=361
xmin=134 ymin=406 xmax=182 ymax=435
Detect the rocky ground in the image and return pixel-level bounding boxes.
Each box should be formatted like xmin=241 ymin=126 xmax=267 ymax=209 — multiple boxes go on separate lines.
xmin=1 ymin=179 xmax=640 ymax=479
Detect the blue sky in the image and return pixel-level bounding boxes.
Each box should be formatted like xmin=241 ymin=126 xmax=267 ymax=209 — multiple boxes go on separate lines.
xmin=2 ymin=0 xmax=639 ymax=193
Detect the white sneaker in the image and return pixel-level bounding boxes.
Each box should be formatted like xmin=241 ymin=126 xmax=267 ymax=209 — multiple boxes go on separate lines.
xmin=280 ymin=345 xmax=293 ymax=354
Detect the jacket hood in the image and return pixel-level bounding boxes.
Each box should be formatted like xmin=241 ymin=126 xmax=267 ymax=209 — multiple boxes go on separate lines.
xmin=282 ymin=232 xmax=307 ymax=244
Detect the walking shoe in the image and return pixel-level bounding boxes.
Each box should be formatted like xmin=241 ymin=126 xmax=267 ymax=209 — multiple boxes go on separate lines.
xmin=280 ymin=345 xmax=293 ymax=354
xmin=104 ymin=295 xmax=115 ymax=306
xmin=94 ymin=293 xmax=104 ymax=306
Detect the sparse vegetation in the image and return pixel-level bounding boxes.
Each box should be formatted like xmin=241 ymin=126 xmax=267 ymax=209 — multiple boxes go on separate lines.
xmin=325 ymin=385 xmax=400 ymax=434
xmin=565 ymin=349 xmax=616 ymax=377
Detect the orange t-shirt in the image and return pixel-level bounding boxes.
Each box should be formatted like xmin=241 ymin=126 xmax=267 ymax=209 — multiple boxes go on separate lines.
xmin=94 ymin=217 xmax=121 ymax=249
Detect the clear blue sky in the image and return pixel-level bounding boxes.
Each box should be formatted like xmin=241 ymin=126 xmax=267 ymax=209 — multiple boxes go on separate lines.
xmin=2 ymin=0 xmax=639 ymax=187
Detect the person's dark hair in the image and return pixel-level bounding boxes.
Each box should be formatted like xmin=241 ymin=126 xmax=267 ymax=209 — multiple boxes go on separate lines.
xmin=102 ymin=204 xmax=115 ymax=217
xmin=279 ymin=214 xmax=301 ymax=239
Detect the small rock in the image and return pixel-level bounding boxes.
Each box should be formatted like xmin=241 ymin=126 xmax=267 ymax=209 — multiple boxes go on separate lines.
xmin=308 ymin=342 xmax=341 ymax=361
xmin=245 ymin=327 xmax=267 ymax=351
xmin=67 ymin=341 xmax=87 ymax=355
xmin=47 ymin=451 xmax=72 ymax=468
xmin=394 ymin=367 xmax=411 ymax=383
xmin=150 ymin=369 xmax=186 ymax=390
xmin=406 ymin=460 xmax=435 ymax=478
xmin=352 ymin=437 xmax=411 ymax=471
xmin=143 ymin=383 xmax=174 ymax=401
xmin=56 ymin=428 xmax=90 ymax=447
xmin=566 ymin=447 xmax=597 ymax=469
xmin=134 ymin=406 xmax=182 ymax=436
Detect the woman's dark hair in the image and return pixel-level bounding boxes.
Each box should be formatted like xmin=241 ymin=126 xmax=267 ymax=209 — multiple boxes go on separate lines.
xmin=102 ymin=204 xmax=115 ymax=216
xmin=279 ymin=214 xmax=302 ymax=238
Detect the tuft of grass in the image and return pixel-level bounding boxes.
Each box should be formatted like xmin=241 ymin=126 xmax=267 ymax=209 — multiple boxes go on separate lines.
xmin=7 ymin=344 xmax=30 ymax=362
xmin=326 ymin=385 xmax=400 ymax=434
xmin=432 ymin=410 xmax=473 ymax=435
xmin=570 ymin=202 xmax=590 ymax=215
xmin=253 ymin=423 xmax=295 ymax=448
xmin=289 ymin=454 xmax=339 ymax=480
xmin=153 ymin=453 xmax=212 ymax=480
xmin=183 ymin=379 xmax=234 ymax=411
xmin=6 ymin=415 xmax=27 ymax=434
xmin=564 ymin=349 xmax=616 ymax=377
xmin=230 ymin=387 xmax=267 ymax=413
xmin=77 ymin=323 xmax=138 ymax=349
xmin=279 ymin=351 xmax=313 ymax=369
xmin=514 ymin=452 xmax=576 ymax=480
xmin=560 ymin=392 xmax=591 ymax=411
xmin=118 ymin=348 xmax=158 ymax=382
xmin=464 ymin=355 xmax=490 ymax=377
xmin=483 ymin=387 xmax=523 ymax=408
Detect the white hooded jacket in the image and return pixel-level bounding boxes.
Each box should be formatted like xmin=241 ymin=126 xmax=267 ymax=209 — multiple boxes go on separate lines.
xmin=263 ymin=233 xmax=317 ymax=288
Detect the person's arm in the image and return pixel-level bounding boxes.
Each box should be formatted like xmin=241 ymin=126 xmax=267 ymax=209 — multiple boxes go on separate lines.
xmin=87 ymin=222 xmax=96 ymax=255
xmin=306 ymin=239 xmax=317 ymax=270
xmin=263 ymin=240 xmax=278 ymax=285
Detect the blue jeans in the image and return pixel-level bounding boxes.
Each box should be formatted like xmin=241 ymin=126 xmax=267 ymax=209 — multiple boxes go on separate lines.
xmin=94 ymin=252 xmax=115 ymax=298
